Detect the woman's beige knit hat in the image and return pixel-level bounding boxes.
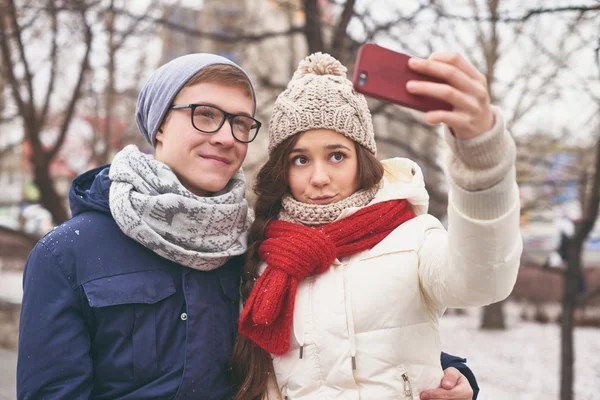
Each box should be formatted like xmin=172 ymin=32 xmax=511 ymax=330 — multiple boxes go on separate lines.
xmin=268 ymin=52 xmax=377 ymax=154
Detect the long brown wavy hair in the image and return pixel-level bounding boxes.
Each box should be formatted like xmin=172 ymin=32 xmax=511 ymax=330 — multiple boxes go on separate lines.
xmin=230 ymin=134 xmax=385 ymax=400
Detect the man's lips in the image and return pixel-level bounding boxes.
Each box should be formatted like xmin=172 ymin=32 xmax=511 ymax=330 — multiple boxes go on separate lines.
xmin=199 ymin=154 xmax=232 ymax=165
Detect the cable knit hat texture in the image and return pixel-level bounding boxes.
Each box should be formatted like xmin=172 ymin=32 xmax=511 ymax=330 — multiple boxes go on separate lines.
xmin=268 ymin=53 xmax=376 ymax=154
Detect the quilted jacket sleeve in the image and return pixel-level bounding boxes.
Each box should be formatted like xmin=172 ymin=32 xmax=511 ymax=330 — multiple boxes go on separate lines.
xmin=417 ymin=109 xmax=523 ymax=308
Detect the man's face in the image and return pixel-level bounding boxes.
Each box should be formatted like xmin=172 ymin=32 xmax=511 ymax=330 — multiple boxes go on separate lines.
xmin=155 ymin=82 xmax=253 ymax=196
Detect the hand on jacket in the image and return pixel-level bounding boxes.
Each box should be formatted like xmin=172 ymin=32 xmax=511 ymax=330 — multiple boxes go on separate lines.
xmin=419 ymin=367 xmax=474 ymax=400
xmin=406 ymin=52 xmax=494 ymax=140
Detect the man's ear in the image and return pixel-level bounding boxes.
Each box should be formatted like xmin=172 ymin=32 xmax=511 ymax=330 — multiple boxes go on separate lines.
xmin=155 ymin=127 xmax=164 ymax=143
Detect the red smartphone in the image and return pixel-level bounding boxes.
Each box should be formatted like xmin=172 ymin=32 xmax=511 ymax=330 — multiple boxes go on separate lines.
xmin=352 ymin=43 xmax=453 ymax=113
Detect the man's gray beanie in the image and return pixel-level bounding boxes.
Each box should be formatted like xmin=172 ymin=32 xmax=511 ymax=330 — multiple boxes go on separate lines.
xmin=136 ymin=53 xmax=256 ymax=146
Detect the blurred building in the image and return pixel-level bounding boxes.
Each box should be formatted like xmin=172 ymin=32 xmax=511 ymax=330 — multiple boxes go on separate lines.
xmin=159 ymin=0 xmax=333 ymax=83
xmin=516 ymin=141 xmax=600 ymax=267
xmin=160 ymin=0 xmax=248 ymax=65
xmin=199 ymin=0 xmax=247 ymax=64
xmin=160 ymin=6 xmax=203 ymax=63
xmin=0 ymin=120 xmax=26 ymax=231
xmin=0 ymin=141 xmax=26 ymax=208
xmin=518 ymin=143 xmax=586 ymax=218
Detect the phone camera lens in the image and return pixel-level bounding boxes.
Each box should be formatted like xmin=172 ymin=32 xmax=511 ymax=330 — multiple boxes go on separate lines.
xmin=359 ymin=72 xmax=368 ymax=86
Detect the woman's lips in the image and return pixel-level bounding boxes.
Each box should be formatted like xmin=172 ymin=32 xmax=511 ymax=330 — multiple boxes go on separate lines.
xmin=310 ymin=195 xmax=336 ymax=204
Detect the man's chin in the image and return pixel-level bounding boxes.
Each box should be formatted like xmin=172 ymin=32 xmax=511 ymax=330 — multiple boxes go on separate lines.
xmin=191 ymin=176 xmax=234 ymax=196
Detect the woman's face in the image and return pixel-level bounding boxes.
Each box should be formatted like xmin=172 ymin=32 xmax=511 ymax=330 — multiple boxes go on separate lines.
xmin=287 ymin=129 xmax=360 ymax=205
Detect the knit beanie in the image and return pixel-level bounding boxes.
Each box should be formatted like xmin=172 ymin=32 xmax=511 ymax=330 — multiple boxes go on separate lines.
xmin=136 ymin=53 xmax=256 ymax=146
xmin=268 ymin=52 xmax=377 ymax=154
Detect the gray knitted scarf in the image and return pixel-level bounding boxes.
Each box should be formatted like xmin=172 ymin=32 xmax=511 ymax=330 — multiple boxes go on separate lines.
xmin=109 ymin=145 xmax=252 ymax=271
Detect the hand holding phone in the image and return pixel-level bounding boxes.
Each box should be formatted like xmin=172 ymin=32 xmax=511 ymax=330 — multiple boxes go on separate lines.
xmin=352 ymin=43 xmax=452 ymax=113
xmin=352 ymin=43 xmax=495 ymax=140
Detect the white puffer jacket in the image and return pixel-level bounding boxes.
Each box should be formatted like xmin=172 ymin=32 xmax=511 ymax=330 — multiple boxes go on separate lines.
xmin=263 ymin=113 xmax=522 ymax=400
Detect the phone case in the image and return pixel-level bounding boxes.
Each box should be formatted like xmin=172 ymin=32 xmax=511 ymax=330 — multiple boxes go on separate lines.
xmin=352 ymin=43 xmax=453 ymax=112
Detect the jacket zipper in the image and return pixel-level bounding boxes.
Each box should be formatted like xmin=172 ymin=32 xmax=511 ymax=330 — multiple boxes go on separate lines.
xmin=401 ymin=371 xmax=413 ymax=397
xmin=282 ymin=384 xmax=289 ymax=399
xmin=399 ymin=364 xmax=413 ymax=398
xmin=299 ymin=276 xmax=315 ymax=360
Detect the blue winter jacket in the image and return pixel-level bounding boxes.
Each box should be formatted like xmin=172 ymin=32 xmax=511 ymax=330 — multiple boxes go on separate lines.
xmin=17 ymin=166 xmax=241 ymax=400
xmin=17 ymin=166 xmax=479 ymax=400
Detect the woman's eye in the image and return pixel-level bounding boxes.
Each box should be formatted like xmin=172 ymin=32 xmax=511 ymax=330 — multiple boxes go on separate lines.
xmin=292 ymin=156 xmax=308 ymax=166
xmin=330 ymin=152 xmax=345 ymax=163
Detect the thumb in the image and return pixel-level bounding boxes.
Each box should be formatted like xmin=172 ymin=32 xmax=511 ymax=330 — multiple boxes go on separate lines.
xmin=441 ymin=367 xmax=461 ymax=389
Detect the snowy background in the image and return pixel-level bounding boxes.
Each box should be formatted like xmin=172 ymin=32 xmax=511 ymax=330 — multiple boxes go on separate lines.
xmin=1 ymin=302 xmax=598 ymax=400
xmin=439 ymin=305 xmax=600 ymax=400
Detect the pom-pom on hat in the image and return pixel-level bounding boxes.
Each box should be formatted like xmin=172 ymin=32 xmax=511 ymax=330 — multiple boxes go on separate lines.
xmin=268 ymin=52 xmax=376 ymax=154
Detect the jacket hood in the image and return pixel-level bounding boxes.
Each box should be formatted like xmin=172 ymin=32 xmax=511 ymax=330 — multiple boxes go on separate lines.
xmin=373 ymin=158 xmax=430 ymax=215
xmin=69 ymin=165 xmax=112 ymax=217
xmin=333 ymin=158 xmax=430 ymax=223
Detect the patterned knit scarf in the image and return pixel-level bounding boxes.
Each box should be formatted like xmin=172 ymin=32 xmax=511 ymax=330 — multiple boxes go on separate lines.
xmin=109 ymin=145 xmax=252 ymax=271
xmin=278 ymin=186 xmax=379 ymax=225
xmin=239 ymin=199 xmax=415 ymax=355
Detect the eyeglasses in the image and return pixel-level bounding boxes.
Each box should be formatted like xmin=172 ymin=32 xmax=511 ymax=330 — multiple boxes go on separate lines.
xmin=169 ymin=103 xmax=261 ymax=143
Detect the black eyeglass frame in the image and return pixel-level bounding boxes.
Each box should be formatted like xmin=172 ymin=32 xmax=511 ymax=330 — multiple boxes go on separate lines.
xmin=169 ymin=103 xmax=261 ymax=143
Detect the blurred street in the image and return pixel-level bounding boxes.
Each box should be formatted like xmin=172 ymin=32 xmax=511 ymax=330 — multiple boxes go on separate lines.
xmin=0 ymin=348 xmax=15 ymax=400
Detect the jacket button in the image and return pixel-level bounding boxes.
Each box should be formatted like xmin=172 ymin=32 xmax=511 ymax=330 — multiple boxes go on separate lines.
xmin=180 ymin=312 xmax=188 ymax=321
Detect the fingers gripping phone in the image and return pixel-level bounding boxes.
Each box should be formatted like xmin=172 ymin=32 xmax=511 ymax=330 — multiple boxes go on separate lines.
xmin=352 ymin=43 xmax=453 ymax=113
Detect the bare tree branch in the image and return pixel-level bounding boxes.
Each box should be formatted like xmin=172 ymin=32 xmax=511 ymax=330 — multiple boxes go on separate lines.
xmin=112 ymin=5 xmax=304 ymax=43
xmin=377 ymin=135 xmax=444 ymax=175
xmin=303 ymin=0 xmax=325 ymax=54
xmin=7 ymin=0 xmax=36 ymax=116
xmin=48 ymin=3 xmax=93 ymax=161
xmin=0 ymin=8 xmax=25 ymax=112
xmin=528 ymin=32 xmax=600 ymax=104
xmin=511 ymin=11 xmax=589 ymax=100
xmin=0 ymin=1 xmax=40 ymax=154
xmin=40 ymin=0 xmax=58 ymax=128
xmin=113 ymin=0 xmax=160 ymax=51
xmin=437 ymin=5 xmax=600 ymax=23
xmin=330 ymin=0 xmax=355 ymax=59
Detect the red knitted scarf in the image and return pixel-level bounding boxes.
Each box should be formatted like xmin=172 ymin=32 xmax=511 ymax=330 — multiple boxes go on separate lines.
xmin=239 ymin=199 xmax=416 ymax=355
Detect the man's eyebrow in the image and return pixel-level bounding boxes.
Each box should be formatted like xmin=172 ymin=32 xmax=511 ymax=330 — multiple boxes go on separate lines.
xmin=196 ymin=102 xmax=253 ymax=118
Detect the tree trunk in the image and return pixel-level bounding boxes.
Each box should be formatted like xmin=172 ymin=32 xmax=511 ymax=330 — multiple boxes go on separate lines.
xmin=560 ymin=245 xmax=581 ymax=400
xmin=33 ymin=163 xmax=69 ymax=224
xmin=480 ymin=300 xmax=506 ymax=330
xmin=302 ymin=0 xmax=324 ymax=54
xmin=102 ymin=1 xmax=116 ymax=165
xmin=476 ymin=0 xmax=508 ymax=332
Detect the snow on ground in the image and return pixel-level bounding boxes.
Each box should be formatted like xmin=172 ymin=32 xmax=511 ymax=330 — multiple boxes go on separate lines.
xmin=1 ymin=302 xmax=598 ymax=399
xmin=440 ymin=304 xmax=600 ymax=400
xmin=0 ymin=349 xmax=15 ymax=400
xmin=0 ymin=271 xmax=22 ymax=305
